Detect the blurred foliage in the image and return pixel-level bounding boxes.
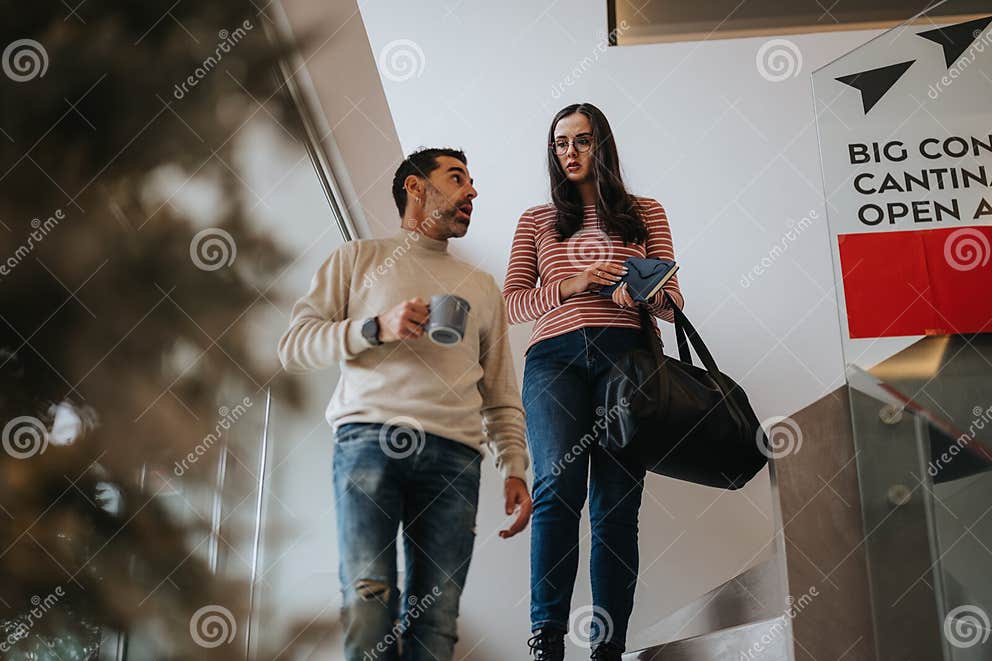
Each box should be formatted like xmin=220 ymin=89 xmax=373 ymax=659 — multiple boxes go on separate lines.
xmin=0 ymin=1 xmax=324 ymax=658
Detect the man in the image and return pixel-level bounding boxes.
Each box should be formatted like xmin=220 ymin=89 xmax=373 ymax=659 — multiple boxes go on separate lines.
xmin=278 ymin=148 xmax=532 ymax=661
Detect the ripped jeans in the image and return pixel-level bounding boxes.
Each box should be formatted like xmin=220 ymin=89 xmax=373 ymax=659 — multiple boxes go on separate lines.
xmin=332 ymin=422 xmax=481 ymax=661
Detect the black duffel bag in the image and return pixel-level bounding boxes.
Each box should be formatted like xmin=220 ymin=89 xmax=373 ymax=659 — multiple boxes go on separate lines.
xmin=601 ymin=296 xmax=770 ymax=490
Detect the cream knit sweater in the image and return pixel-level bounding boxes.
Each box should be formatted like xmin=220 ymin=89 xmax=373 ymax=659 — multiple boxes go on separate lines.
xmin=278 ymin=229 xmax=529 ymax=481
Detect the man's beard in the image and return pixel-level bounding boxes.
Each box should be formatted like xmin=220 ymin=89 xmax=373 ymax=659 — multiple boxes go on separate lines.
xmin=424 ymin=190 xmax=456 ymax=220
xmin=423 ymin=187 xmax=467 ymax=236
xmin=427 ymin=202 xmax=461 ymax=229
xmin=443 ymin=208 xmax=467 ymax=236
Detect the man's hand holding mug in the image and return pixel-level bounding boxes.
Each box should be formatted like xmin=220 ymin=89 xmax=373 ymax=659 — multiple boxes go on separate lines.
xmin=377 ymin=297 xmax=429 ymax=342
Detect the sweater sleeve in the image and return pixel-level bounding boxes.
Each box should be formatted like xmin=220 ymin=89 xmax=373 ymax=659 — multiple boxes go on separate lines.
xmin=277 ymin=243 xmax=373 ymax=373
xmin=478 ymin=275 xmax=530 ymax=482
xmin=640 ymin=199 xmax=685 ymax=322
xmin=502 ymin=209 xmax=562 ymax=324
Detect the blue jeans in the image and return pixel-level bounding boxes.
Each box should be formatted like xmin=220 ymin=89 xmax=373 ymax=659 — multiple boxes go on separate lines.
xmin=332 ymin=422 xmax=481 ymax=661
xmin=522 ymin=327 xmax=647 ymax=650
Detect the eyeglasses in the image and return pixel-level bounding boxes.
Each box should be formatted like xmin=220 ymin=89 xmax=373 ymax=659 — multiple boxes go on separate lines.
xmin=550 ymin=135 xmax=594 ymax=155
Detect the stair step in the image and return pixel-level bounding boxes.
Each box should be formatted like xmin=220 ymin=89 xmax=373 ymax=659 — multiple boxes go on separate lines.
xmin=624 ymin=616 xmax=790 ymax=661
xmin=626 ymin=557 xmax=784 ymax=651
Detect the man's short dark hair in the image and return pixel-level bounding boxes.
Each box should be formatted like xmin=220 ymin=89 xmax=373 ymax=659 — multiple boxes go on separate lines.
xmin=391 ymin=148 xmax=467 ymax=217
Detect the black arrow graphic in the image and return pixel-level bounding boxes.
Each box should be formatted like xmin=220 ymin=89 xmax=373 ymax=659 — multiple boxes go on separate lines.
xmin=836 ymin=60 xmax=915 ymax=114
xmin=917 ymin=16 xmax=992 ymax=68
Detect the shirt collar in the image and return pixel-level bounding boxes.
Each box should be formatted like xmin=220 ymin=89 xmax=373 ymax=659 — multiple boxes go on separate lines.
xmin=397 ymin=228 xmax=449 ymax=253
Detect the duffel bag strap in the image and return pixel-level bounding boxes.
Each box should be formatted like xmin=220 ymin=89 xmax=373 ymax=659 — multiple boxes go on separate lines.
xmin=660 ymin=293 xmax=749 ymax=432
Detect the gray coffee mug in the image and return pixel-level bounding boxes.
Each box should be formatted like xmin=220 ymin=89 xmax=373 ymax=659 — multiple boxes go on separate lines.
xmin=427 ymin=294 xmax=471 ymax=345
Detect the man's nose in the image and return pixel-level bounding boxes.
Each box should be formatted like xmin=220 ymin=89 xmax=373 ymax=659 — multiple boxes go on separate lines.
xmin=466 ymin=186 xmax=477 ymax=200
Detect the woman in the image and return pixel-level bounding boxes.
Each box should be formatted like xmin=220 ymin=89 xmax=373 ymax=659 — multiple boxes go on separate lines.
xmin=503 ymin=103 xmax=685 ymax=661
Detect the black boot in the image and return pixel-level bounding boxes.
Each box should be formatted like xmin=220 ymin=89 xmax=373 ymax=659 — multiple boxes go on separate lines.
xmin=527 ymin=629 xmax=565 ymax=660
xmin=590 ymin=642 xmax=623 ymax=661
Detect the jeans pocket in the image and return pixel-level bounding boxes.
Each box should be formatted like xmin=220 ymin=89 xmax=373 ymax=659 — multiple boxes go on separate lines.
xmin=521 ymin=361 xmax=547 ymax=409
xmin=463 ymin=450 xmax=483 ymax=482
xmin=434 ymin=435 xmax=482 ymax=475
xmin=335 ymin=423 xmax=380 ymax=445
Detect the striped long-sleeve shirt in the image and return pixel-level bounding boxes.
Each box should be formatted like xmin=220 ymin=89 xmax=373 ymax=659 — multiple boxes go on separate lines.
xmin=503 ymin=196 xmax=685 ymax=350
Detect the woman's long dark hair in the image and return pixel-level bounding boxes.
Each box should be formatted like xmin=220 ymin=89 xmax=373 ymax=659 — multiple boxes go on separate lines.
xmin=548 ymin=103 xmax=646 ymax=244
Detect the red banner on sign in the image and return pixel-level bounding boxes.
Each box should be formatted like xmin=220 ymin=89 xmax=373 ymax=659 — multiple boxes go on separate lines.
xmin=838 ymin=225 xmax=992 ymax=338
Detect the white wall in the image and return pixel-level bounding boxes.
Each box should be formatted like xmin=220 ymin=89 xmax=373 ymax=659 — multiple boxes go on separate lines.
xmin=353 ymin=1 xmax=890 ymax=657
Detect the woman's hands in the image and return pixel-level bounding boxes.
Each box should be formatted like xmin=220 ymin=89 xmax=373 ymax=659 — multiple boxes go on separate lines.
xmin=559 ymin=261 xmax=627 ymax=300
xmin=617 ymin=287 xmax=668 ymax=310
xmin=558 ymin=261 xmax=667 ymax=310
xmin=611 ymin=281 xmax=636 ymax=309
